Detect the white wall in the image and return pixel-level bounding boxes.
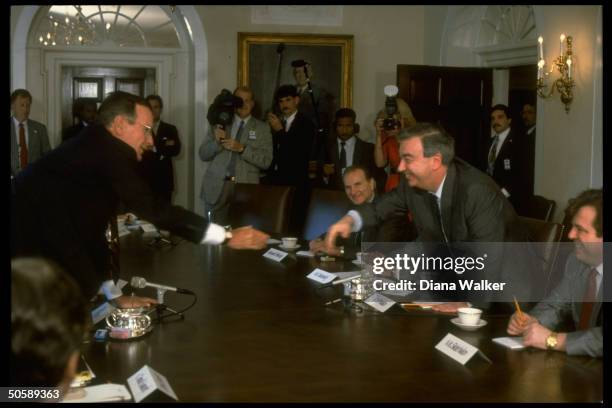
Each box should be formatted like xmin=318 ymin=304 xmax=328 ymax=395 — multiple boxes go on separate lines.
xmin=533 ymin=6 xmax=602 ymax=221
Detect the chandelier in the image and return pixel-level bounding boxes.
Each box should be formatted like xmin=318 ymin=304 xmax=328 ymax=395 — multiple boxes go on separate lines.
xmin=38 ymin=6 xmax=98 ymax=46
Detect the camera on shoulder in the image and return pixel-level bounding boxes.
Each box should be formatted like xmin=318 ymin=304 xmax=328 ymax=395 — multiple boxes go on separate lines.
xmin=207 ymin=89 xmax=243 ymax=129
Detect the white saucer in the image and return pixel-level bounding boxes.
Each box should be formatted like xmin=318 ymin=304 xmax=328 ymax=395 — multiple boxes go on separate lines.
xmin=278 ymin=244 xmax=300 ymax=251
xmin=451 ymin=317 xmax=487 ymax=331
xmin=352 ymin=260 xmax=364 ymax=266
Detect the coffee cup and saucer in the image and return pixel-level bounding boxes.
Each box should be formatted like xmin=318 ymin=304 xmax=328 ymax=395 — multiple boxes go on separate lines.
xmin=451 ymin=307 xmax=487 ymax=331
xmin=279 ymin=237 xmax=300 ymax=251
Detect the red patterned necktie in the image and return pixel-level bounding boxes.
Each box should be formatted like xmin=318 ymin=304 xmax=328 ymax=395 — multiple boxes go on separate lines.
xmin=19 ymin=123 xmax=28 ymax=168
xmin=577 ymin=268 xmax=598 ymax=330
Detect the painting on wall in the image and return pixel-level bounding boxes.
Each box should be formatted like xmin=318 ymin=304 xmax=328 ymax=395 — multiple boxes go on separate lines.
xmin=238 ymin=32 xmax=353 ymax=120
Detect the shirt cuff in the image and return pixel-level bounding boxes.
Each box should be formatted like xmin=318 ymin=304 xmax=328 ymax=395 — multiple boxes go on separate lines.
xmin=99 ymin=280 xmax=123 ymax=300
xmin=347 ymin=210 xmax=363 ymax=232
xmin=501 ymin=187 xmax=510 ymax=197
xmin=201 ymin=222 xmax=226 ymax=245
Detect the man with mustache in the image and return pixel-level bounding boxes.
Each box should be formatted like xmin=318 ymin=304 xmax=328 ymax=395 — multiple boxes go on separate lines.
xmin=324 ymin=123 xmax=532 ymax=312
xmin=266 ymin=84 xmax=316 ymax=235
xmin=485 ymin=104 xmax=532 ymax=213
xmin=506 ymin=189 xmax=602 ymax=357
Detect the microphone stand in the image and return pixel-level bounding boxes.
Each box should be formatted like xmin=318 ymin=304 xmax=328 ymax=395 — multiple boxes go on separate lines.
xmin=154 ymin=288 xmax=184 ymax=323
xmin=302 ymin=65 xmax=325 ymax=180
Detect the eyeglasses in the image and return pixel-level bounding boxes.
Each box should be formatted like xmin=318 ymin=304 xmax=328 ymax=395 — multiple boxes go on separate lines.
xmin=140 ymin=123 xmax=153 ymax=136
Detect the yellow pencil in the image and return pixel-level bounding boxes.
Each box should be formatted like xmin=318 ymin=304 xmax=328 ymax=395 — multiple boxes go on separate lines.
xmin=513 ymin=296 xmax=523 ymax=318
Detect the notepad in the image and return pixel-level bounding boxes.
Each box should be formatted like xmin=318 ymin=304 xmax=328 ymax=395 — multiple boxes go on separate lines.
xmin=492 ymin=337 xmax=525 ymax=350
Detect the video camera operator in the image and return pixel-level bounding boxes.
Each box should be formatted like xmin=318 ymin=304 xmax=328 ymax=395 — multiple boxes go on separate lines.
xmin=199 ymin=87 xmax=273 ymax=225
xmin=374 ymin=85 xmax=417 ymax=192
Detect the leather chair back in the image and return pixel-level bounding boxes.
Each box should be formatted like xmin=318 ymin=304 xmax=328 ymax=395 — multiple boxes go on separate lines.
xmin=520 ymin=195 xmax=556 ymax=222
xmin=228 ymin=184 xmax=295 ymax=235
xmin=518 ymin=216 xmax=565 ymax=296
xmin=303 ymin=189 xmax=350 ymax=240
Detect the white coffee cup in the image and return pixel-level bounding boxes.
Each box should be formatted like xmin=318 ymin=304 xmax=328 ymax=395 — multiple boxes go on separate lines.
xmin=457 ymin=307 xmax=482 ymax=326
xmin=355 ymin=252 xmax=363 ymax=264
xmin=281 ymin=237 xmax=298 ymax=248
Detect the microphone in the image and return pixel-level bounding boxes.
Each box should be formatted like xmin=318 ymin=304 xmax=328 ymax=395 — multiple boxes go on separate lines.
xmin=320 ymin=274 xmax=360 ymax=288
xmin=130 ymin=276 xmax=192 ymax=295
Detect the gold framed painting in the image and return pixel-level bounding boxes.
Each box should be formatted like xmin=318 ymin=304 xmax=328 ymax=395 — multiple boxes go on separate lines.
xmin=238 ymin=32 xmax=353 ymax=119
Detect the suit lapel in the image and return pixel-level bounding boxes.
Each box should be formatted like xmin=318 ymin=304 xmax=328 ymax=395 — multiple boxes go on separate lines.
xmin=353 ymin=137 xmax=362 ymax=165
xmin=497 ymin=130 xmax=514 ymax=161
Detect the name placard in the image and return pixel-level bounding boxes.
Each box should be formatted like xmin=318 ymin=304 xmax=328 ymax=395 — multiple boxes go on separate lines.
xmin=127 ymin=365 xmax=178 ymax=403
xmin=364 ymin=293 xmax=396 ymax=313
xmin=263 ymin=248 xmax=288 ymax=262
xmin=435 ymin=333 xmax=479 ymax=365
xmin=306 ymin=268 xmax=336 ymax=284
xmin=91 ymin=302 xmax=117 ymax=325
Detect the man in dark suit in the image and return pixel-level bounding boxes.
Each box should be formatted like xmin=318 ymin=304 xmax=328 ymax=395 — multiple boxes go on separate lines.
xmin=310 ymin=165 xmax=415 ymax=259
xmin=11 ymin=91 xmax=269 ymax=306
xmin=10 ymin=89 xmax=51 ymax=176
xmin=322 ymin=108 xmax=382 ymax=191
xmin=507 ymin=189 xmax=602 ymax=357
xmin=266 ymin=84 xmax=316 ymax=235
xmin=325 ymin=123 xmax=533 ymax=312
xmin=520 ymin=101 xmax=537 ymax=210
xmin=485 ymin=104 xmax=533 ymax=212
xmin=62 ymin=98 xmax=97 ymax=142
xmin=138 ymin=95 xmax=182 ymax=203
xmin=291 ymin=60 xmax=336 ymax=182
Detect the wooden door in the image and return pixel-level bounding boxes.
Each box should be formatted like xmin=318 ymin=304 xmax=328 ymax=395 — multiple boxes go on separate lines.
xmin=397 ymin=65 xmax=492 ymax=167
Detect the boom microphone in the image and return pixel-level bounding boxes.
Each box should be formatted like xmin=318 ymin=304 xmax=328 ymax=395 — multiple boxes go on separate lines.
xmin=130 ymin=276 xmax=192 ymax=295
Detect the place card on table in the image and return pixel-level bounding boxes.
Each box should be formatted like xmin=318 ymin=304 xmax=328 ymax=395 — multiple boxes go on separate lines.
xmin=492 ymin=337 xmax=525 ymax=350
xmin=364 ymin=292 xmax=396 ymax=312
xmin=263 ymin=248 xmax=288 ymax=262
xmin=306 ymin=268 xmax=337 ymax=284
xmin=127 ymin=365 xmax=178 ymax=403
xmin=435 ymin=333 xmax=479 ymax=365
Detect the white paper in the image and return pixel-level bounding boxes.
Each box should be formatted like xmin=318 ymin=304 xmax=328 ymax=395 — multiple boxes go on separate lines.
xmin=266 ymin=238 xmax=282 ymax=245
xmin=140 ymin=223 xmax=158 ymax=233
xmin=62 ymin=384 xmax=131 ymax=403
xmin=435 ymin=333 xmax=479 ymax=365
xmin=365 ymin=293 xmax=396 ymax=312
xmin=332 ymin=271 xmax=362 ymax=279
xmin=492 ymin=337 xmax=525 ymax=350
xmin=90 ymin=302 xmax=116 ymax=325
xmin=296 ymin=250 xmax=314 ymax=257
xmin=263 ymin=248 xmax=288 ymax=262
xmin=306 ymin=268 xmax=336 ymax=284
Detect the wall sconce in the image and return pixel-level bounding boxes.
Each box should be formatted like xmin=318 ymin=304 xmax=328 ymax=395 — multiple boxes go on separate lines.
xmin=536 ymin=34 xmax=574 ymax=113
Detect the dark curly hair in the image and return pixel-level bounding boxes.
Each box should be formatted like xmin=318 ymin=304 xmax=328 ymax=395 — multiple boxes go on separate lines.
xmin=565 ymin=189 xmax=603 ymax=237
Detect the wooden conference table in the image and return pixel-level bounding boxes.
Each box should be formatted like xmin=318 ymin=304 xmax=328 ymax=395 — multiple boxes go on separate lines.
xmin=83 ymin=234 xmax=603 ymax=402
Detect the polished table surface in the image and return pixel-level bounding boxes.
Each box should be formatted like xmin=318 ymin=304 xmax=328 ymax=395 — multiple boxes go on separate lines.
xmin=83 ymin=234 xmax=603 ymax=402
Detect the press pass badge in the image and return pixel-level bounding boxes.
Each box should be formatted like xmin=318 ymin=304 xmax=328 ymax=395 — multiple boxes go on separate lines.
xmin=248 ymin=130 xmax=257 ymax=140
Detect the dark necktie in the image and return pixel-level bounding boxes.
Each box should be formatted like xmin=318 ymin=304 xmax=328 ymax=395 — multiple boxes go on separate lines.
xmin=227 ymin=120 xmax=245 ymax=177
xmin=19 ymin=123 xmax=28 ymax=169
xmin=106 ymin=217 xmax=120 ymax=284
xmin=430 ymin=194 xmax=448 ymax=243
xmin=281 ymin=118 xmax=287 ymax=132
xmin=339 ymin=141 xmax=347 ymax=172
xmin=578 ymin=268 xmax=598 ymax=330
xmin=487 ymin=134 xmax=499 ymax=176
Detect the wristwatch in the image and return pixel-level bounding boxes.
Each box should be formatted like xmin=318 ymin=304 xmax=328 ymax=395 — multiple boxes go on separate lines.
xmin=545 ymin=332 xmax=558 ymax=350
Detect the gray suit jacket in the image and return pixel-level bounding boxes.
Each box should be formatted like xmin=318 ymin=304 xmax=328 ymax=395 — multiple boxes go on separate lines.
xmin=529 ymin=253 xmax=602 ymax=357
xmin=356 ymin=158 xmax=535 ymax=304
xmin=199 ymin=117 xmax=272 ymax=205
xmin=10 ymin=117 xmax=51 ymax=175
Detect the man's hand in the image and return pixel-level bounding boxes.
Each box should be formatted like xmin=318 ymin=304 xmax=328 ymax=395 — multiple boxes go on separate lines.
xmin=267 ymin=112 xmax=283 ymax=132
xmin=430 ymin=302 xmax=468 ymax=313
xmin=227 ymin=226 xmax=270 ymax=250
xmin=374 ymin=118 xmax=384 ymax=135
xmin=522 ymin=321 xmax=552 ymax=350
xmin=114 ymin=295 xmax=158 ymax=309
xmin=214 ymin=125 xmax=228 ymax=143
xmin=323 ymin=163 xmax=335 ymax=176
xmin=309 ymin=238 xmax=326 ymax=253
xmin=324 ymin=215 xmax=354 ymax=254
xmin=507 ymin=312 xmax=537 ymax=335
xmin=221 ymin=138 xmax=244 ymax=153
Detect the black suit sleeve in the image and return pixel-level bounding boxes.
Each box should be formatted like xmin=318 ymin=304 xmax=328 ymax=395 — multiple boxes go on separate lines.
xmin=157 ymin=123 xmax=181 ymax=157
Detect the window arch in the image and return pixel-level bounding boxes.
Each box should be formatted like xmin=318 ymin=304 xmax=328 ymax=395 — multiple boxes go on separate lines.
xmin=32 ymin=5 xmax=181 ymax=48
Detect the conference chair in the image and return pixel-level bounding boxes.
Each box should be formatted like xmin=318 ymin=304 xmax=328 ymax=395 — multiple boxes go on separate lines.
xmin=302 ymin=188 xmax=350 ymax=240
xmin=518 ymin=216 xmax=565 ymax=298
xmin=520 ymin=195 xmax=556 ymax=222
xmin=228 ymin=184 xmax=295 ymax=235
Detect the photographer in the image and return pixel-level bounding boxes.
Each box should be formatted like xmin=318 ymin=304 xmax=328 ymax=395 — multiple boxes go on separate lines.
xmin=374 ymin=86 xmax=416 ymax=192
xmin=199 ymin=87 xmax=273 ymax=225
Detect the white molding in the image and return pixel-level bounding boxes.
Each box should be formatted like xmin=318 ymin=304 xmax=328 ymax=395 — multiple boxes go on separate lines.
xmin=473 ymin=40 xmax=537 ymax=67
xmin=12 ymin=6 xmax=38 ymax=90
